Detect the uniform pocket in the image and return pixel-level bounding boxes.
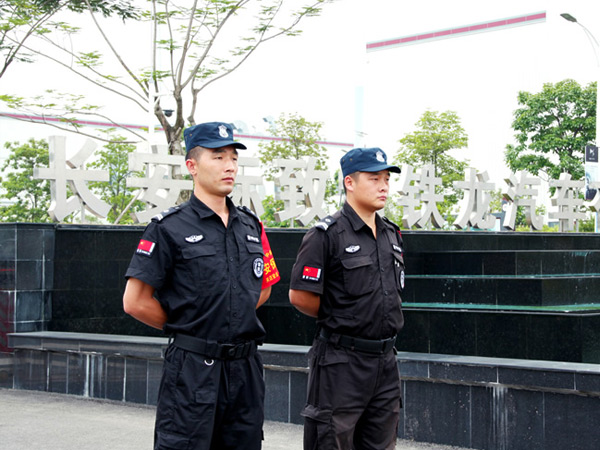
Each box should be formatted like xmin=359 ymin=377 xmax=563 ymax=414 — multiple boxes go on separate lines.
xmin=341 ymin=255 xmax=374 ymax=296
xmin=181 ymin=244 xmax=217 ymax=284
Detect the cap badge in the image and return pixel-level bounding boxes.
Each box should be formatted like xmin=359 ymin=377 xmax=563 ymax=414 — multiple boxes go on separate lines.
xmin=218 ymin=125 xmax=229 ymax=138
xmin=376 ymin=151 xmax=385 ymax=162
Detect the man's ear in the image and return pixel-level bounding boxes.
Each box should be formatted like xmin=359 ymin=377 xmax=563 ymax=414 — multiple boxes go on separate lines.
xmin=344 ymin=175 xmax=354 ymax=193
xmin=185 ymin=158 xmax=197 ymax=177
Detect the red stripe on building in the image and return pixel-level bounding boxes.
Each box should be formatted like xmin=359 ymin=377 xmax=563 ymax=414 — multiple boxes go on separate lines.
xmin=366 ymin=11 xmax=546 ymax=52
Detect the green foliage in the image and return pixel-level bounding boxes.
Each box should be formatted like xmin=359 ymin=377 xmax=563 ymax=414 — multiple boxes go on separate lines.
xmin=258 ymin=112 xmax=336 ymax=227
xmin=260 ymin=195 xmax=291 ymax=228
xmin=86 ymin=133 xmax=144 ymax=224
xmin=393 ymin=110 xmax=470 ymax=224
xmin=258 ymin=112 xmax=329 ymax=181
xmin=505 ymin=79 xmax=596 ymax=182
xmin=0 ymin=139 xmax=51 ymax=222
xmin=0 ymin=0 xmax=139 ymax=78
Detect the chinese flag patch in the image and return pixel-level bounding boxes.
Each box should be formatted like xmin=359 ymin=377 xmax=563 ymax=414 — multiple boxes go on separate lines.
xmin=302 ymin=266 xmax=321 ymax=282
xmin=136 ymin=239 xmax=155 ymax=257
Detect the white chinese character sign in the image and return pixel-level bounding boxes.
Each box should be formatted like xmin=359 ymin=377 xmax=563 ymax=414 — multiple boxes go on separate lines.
xmin=32 ymin=135 xmax=600 ymax=231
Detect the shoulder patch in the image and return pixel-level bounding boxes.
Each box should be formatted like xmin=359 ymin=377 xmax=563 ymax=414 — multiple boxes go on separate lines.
xmin=382 ymin=216 xmax=400 ymax=232
xmin=151 ymin=205 xmax=181 ymax=222
xmin=237 ymin=205 xmax=260 ymax=220
xmin=315 ymin=215 xmax=336 ymax=231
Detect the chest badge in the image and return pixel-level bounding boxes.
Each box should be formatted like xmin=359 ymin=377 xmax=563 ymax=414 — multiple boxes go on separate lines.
xmin=345 ymin=245 xmax=360 ymax=253
xmin=253 ymin=258 xmax=264 ymax=278
xmin=246 ymin=234 xmax=260 ymax=243
xmin=185 ymin=234 xmax=204 ymax=243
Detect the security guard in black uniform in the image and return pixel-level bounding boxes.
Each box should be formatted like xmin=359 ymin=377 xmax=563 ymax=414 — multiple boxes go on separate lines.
xmin=123 ymin=122 xmax=280 ymax=450
xmin=289 ymin=147 xmax=405 ymax=450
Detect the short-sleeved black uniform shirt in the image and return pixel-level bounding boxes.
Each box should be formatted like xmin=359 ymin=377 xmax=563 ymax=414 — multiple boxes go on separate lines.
xmin=125 ymin=194 xmax=266 ymax=343
xmin=290 ymin=202 xmax=405 ymax=340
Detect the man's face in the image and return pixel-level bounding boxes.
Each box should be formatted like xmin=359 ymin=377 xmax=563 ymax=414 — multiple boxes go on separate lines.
xmin=347 ymin=170 xmax=391 ymax=212
xmin=187 ymin=146 xmax=239 ymax=197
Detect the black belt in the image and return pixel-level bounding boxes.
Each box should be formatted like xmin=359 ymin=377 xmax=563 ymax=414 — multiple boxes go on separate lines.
xmin=172 ymin=334 xmax=258 ymax=360
xmin=319 ymin=328 xmax=396 ymax=354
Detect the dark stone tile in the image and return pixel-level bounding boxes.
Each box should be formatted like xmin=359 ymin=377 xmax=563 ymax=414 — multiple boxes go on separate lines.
xmin=14 ymin=321 xmax=44 ymax=332
xmin=0 ymin=260 xmax=16 ymax=290
xmin=398 ymin=360 xmax=429 ymax=379
xmin=259 ymin=306 xmax=316 ymax=346
xmin=482 ymin=251 xmax=515 ymax=275
xmin=16 ymin=228 xmax=45 ymax=260
xmin=581 ymin=316 xmax=600 ymax=364
xmin=455 ymin=278 xmax=497 ymax=304
xmin=476 ymin=313 xmax=529 ymax=359
xmin=16 ymin=260 xmax=43 ymax=291
xmin=148 ymin=359 xmax=163 ymax=406
xmin=516 ymin=251 xmax=542 ymax=275
xmin=0 ymin=227 xmax=16 ymax=260
xmin=67 ymin=352 xmax=86 ymax=396
xmin=15 ymin=291 xmax=44 ymax=322
xmin=428 ymin=312 xmax=476 ymax=356
xmin=396 ymin=311 xmax=430 ymax=354
xmin=264 ymin=369 xmax=289 ymax=422
xmin=471 ymin=387 xmax=544 ymax=450
xmin=125 ymin=357 xmax=148 ymax=404
xmin=13 ymin=349 xmax=47 ymax=391
xmin=526 ymin=315 xmax=582 ymax=362
xmin=48 ymin=352 xmax=67 ymax=393
xmin=106 ymin=356 xmax=125 ymax=401
xmin=496 ymin=278 xmax=541 ymax=307
xmin=289 ymin=371 xmax=307 ymax=425
xmin=429 ymin=362 xmax=497 ymax=384
xmin=544 ymin=392 xmax=600 ymax=450
xmin=88 ymin=354 xmax=106 ymax=399
xmin=575 ymin=372 xmax=600 ymax=393
xmin=403 ymin=380 xmax=471 ymax=447
xmin=498 ymin=367 xmax=575 ymax=391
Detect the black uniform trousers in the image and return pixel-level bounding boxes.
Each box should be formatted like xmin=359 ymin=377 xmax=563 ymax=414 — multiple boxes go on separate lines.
xmin=154 ymin=344 xmax=265 ymax=450
xmin=302 ymin=339 xmax=401 ymax=450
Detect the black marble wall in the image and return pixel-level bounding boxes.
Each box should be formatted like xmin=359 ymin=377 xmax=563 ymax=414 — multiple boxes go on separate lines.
xmin=3 ymin=224 xmax=600 ymax=363
xmin=0 ymin=224 xmax=55 ymax=352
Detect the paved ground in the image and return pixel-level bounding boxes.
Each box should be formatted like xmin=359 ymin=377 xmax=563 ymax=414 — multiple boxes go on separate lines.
xmin=0 ymin=388 xmax=470 ymax=449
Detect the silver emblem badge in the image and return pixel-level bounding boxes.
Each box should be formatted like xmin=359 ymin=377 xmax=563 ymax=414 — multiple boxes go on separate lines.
xmin=376 ymin=151 xmax=385 ymax=162
xmin=253 ymin=257 xmax=264 ymax=278
xmin=218 ymin=125 xmax=229 ymax=138
xmin=185 ymin=234 xmax=204 ymax=243
xmin=345 ymin=245 xmax=360 ymax=253
xmin=400 ymin=270 xmax=405 ymax=289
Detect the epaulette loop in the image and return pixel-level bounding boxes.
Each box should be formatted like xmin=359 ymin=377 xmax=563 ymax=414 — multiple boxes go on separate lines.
xmin=237 ymin=205 xmax=259 ymax=220
xmin=151 ymin=206 xmax=181 ymax=222
xmin=382 ymin=216 xmax=401 ymax=231
xmin=315 ymin=215 xmax=336 ymax=231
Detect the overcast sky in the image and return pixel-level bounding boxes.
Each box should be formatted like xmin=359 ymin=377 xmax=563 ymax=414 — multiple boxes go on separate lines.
xmin=1 ymin=0 xmax=600 ymax=191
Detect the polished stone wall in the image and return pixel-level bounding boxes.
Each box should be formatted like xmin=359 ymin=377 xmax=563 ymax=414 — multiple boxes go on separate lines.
xmin=3 ymin=224 xmax=600 ymax=363
xmin=8 ymin=331 xmax=600 ymax=450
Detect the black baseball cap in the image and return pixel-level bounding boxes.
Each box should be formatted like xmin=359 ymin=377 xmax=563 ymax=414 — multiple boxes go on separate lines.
xmin=340 ymin=147 xmax=400 ymax=177
xmin=183 ymin=122 xmax=247 ymax=159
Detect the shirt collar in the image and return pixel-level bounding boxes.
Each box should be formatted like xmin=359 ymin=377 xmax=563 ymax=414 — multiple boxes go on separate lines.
xmin=190 ymin=194 xmax=237 ymax=220
xmin=341 ymin=201 xmax=382 ymax=232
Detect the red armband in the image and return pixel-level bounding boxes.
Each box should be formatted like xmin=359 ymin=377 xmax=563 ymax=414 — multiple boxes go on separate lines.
xmin=260 ymin=223 xmax=280 ymax=289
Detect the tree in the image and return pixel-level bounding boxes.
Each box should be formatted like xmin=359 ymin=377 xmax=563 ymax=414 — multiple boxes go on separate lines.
xmin=0 ymin=0 xmax=139 ymax=80
xmin=0 ymin=138 xmax=51 ymax=222
xmin=258 ymin=112 xmax=329 ymax=180
xmin=86 ymin=133 xmax=144 ymax=224
xmin=393 ymin=110 xmax=469 ymax=220
xmin=1 ymin=0 xmax=332 ymax=151
xmin=505 ymin=79 xmax=597 ymax=182
xmin=257 ymin=112 xmax=336 ymax=226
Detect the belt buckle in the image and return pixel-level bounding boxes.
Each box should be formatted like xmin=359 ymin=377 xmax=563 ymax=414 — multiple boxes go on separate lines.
xmin=220 ymin=344 xmax=236 ymax=359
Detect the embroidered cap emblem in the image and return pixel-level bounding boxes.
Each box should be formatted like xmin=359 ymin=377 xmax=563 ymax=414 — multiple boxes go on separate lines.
xmin=185 ymin=235 xmax=204 ymax=243
xmin=345 ymin=245 xmax=360 ymax=253
xmin=218 ymin=125 xmax=229 ymax=138
xmin=376 ymin=151 xmax=385 ymax=162
xmin=253 ymin=257 xmax=264 ymax=278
